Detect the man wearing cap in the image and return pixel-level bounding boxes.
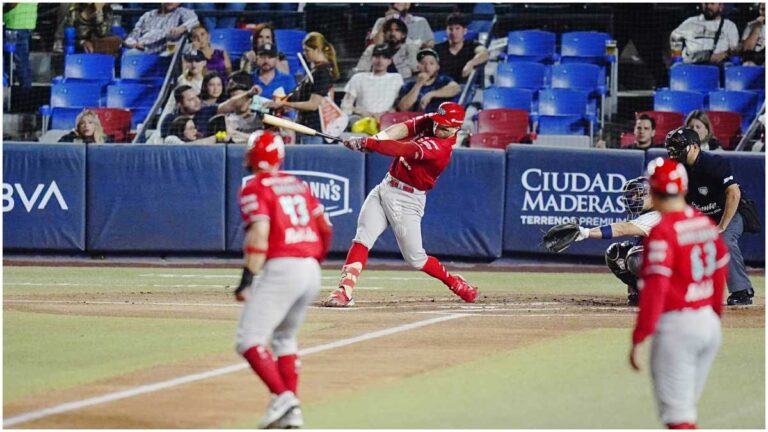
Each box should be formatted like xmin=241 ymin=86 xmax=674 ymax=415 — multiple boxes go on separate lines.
xmin=434 ymin=13 xmax=489 ymax=84
xmin=253 ymin=43 xmax=297 ymax=100
xmin=342 ymin=43 xmax=404 ymax=123
xmin=397 ymin=48 xmax=460 ymax=113
xmin=356 ymin=17 xmax=419 ymax=79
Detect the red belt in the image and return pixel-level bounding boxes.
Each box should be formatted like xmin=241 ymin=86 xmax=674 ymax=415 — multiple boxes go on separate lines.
xmin=388 ymin=178 xmax=415 ymax=193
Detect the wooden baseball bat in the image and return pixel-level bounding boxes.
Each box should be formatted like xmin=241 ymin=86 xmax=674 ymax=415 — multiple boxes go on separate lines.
xmin=263 ymin=114 xmax=342 ymax=142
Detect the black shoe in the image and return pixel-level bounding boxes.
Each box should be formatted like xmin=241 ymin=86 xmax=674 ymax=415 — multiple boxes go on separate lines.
xmin=727 ymin=289 xmax=754 ymax=306
xmin=627 ymin=293 xmax=639 ymax=307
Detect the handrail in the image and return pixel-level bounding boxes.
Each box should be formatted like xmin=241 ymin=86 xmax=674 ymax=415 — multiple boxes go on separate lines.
xmin=458 ymin=14 xmax=498 ymax=107
xmin=735 ymin=99 xmax=765 ymax=151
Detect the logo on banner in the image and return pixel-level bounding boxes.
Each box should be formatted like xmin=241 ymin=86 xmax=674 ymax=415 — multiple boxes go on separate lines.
xmin=2 ymin=181 xmax=69 ymax=213
xmin=242 ymin=171 xmax=351 ymax=218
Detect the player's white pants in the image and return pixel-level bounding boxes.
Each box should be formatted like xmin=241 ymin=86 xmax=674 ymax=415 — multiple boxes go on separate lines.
xmin=650 ymin=306 xmax=722 ymax=425
xmin=235 ymin=257 xmax=321 ymax=356
xmin=353 ymin=174 xmax=428 ymax=269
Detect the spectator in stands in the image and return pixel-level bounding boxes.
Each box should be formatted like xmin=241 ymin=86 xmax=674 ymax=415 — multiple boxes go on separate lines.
xmin=369 ymin=3 xmax=434 ymax=48
xmin=624 ymin=114 xmax=657 ymax=151
xmin=62 ymin=3 xmax=122 ymax=56
xmin=341 ymin=43 xmax=403 ymax=123
xmin=217 ymin=79 xmax=264 ymax=143
xmin=164 ymin=115 xmax=219 ymax=144
xmin=3 ymin=3 xmax=37 ymax=89
xmin=58 ymin=110 xmax=107 ymax=144
xmin=670 ymin=3 xmax=739 ymax=65
xmin=201 ymin=72 xmax=225 ymax=107
xmin=264 ymin=32 xmax=339 ymax=144
xmin=740 ymin=2 xmax=765 ymax=66
xmin=242 ymin=23 xmax=290 ymax=75
xmin=356 ymin=18 xmax=419 ymax=79
xmin=186 ymin=3 xmax=245 ymax=31
xmin=189 ymin=24 xmax=232 ymax=80
xmin=686 ymin=110 xmax=722 ymax=151
xmin=396 ymin=48 xmax=460 ymax=113
xmin=163 ymin=50 xmax=208 ymax=113
xmin=123 ymin=3 xmax=198 ymax=55
xmin=160 ymin=84 xmax=219 ymax=137
xmin=251 ymin=43 xmax=297 ymax=99
xmin=434 ymin=13 xmax=489 ymax=84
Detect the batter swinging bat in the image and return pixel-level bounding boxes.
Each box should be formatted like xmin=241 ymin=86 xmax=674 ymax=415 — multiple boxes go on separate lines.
xmin=263 ymin=114 xmax=342 ymax=143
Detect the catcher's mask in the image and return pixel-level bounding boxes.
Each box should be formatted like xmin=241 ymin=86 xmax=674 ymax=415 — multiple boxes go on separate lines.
xmin=664 ymin=127 xmax=699 ymax=162
xmin=621 ymin=176 xmax=650 ymax=218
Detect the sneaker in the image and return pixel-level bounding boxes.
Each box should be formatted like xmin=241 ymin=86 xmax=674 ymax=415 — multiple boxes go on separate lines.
xmin=259 ymin=391 xmax=300 ymax=429
xmin=322 ymin=287 xmax=355 ymax=307
xmin=449 ymin=275 xmax=478 ymax=303
xmin=274 ymin=407 xmax=303 ymax=429
xmin=627 ymin=293 xmax=639 ymax=307
xmin=727 ymin=289 xmax=755 ymax=306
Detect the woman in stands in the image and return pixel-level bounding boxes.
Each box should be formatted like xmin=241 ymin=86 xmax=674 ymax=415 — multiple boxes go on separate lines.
xmin=59 ymin=110 xmax=107 ymax=144
xmin=189 ymin=25 xmax=232 ymax=80
xmin=201 ymin=72 xmax=226 ymax=107
xmin=164 ymin=116 xmax=217 ymax=144
xmin=241 ymin=23 xmax=290 ymax=74
xmin=263 ymin=32 xmax=339 ymax=144
xmin=685 ymin=110 xmax=722 ymax=151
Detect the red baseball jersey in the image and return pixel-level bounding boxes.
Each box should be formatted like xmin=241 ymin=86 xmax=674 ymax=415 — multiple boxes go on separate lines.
xmin=239 ymin=172 xmax=325 ymax=261
xmin=632 ymin=206 xmax=730 ymax=345
xmin=387 ymin=114 xmax=456 ymax=191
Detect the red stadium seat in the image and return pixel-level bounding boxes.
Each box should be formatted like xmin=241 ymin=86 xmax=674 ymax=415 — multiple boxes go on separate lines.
xmin=91 ymin=108 xmax=132 ymax=142
xmin=477 ymin=108 xmax=532 ymax=143
xmin=379 ymin=111 xmax=422 ymax=129
xmin=620 ymin=132 xmax=636 ymax=148
xmin=469 ymin=132 xmax=518 ymax=149
xmin=705 ymin=110 xmax=742 ymax=150
xmin=636 ymin=111 xmax=685 ymax=145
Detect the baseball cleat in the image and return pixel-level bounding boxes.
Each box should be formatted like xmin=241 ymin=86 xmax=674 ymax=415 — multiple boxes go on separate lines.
xmin=274 ymin=407 xmax=303 ymax=429
xmin=259 ymin=391 xmax=300 ymax=429
xmin=449 ymin=275 xmax=478 ymax=303
xmin=322 ymin=287 xmax=355 ymax=307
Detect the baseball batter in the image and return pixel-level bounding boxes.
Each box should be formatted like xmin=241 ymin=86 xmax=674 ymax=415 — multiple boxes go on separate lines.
xmin=234 ymin=130 xmax=333 ymax=429
xmin=630 ymin=158 xmax=729 ymax=429
xmin=323 ymin=101 xmax=478 ymax=307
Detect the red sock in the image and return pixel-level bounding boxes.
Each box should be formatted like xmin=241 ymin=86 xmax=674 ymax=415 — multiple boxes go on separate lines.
xmin=277 ymin=354 xmax=300 ymax=395
xmin=345 ymin=242 xmax=369 ymax=267
xmin=667 ymin=423 xmax=696 ymax=429
xmin=242 ymin=346 xmax=288 ymax=395
xmin=420 ymin=256 xmax=453 ymax=286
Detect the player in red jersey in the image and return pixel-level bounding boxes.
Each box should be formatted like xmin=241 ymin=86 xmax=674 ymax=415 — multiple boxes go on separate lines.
xmin=630 ymin=158 xmax=729 ymax=430
xmin=323 ymin=101 xmax=478 ymax=307
xmin=234 ymin=130 xmax=333 ymax=429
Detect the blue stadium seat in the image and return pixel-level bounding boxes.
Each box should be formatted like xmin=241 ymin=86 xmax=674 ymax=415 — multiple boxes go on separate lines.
xmin=537 ymin=88 xmax=592 ymax=135
xmin=107 ymin=83 xmax=158 ymax=108
xmin=210 ymin=29 xmax=252 ymax=62
xmin=538 ymin=115 xmax=591 ymax=135
xmin=506 ymin=30 xmax=556 ymax=63
xmin=653 ymin=89 xmax=705 ymax=115
xmin=482 ymin=87 xmax=533 ymax=111
xmin=708 ymin=90 xmax=761 ymax=132
xmin=64 ymin=53 xmax=115 ymax=82
xmin=725 ymin=66 xmax=765 ymax=91
xmin=50 ymin=82 xmax=103 ymax=108
xmin=433 ymin=30 xmax=479 ymax=44
xmin=560 ymin=31 xmax=611 ymax=64
xmin=495 ymin=62 xmax=547 ymax=90
xmin=285 ymin=54 xmax=303 ymax=76
xmin=468 ymin=20 xmax=492 ymax=33
xmin=120 ymin=54 xmax=171 ymax=82
xmin=275 ymin=29 xmax=308 ymax=57
xmin=669 ymin=64 xmax=720 ymax=93
xmin=551 ymin=63 xmax=606 ymax=116
xmin=51 ymin=107 xmax=85 ymax=130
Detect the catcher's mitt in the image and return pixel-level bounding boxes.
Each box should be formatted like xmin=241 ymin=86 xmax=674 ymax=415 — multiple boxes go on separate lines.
xmin=542 ymin=223 xmax=583 ymax=253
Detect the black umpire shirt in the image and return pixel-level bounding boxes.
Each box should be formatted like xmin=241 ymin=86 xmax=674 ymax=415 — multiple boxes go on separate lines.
xmin=684 ymin=151 xmax=737 ymax=224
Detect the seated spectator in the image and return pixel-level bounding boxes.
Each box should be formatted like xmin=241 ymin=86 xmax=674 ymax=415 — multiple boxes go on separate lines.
xmin=217 ymin=79 xmax=264 ymax=143
xmin=186 ymin=3 xmax=245 ymax=31
xmin=740 ymin=2 xmax=765 ymax=65
xmin=686 ymin=110 xmax=722 ymax=151
xmin=163 ymin=49 xmax=208 ymax=113
xmin=123 ymin=3 xmax=198 ymax=55
xmin=164 ymin=115 xmax=217 ymax=144
xmin=264 ymin=32 xmax=339 ymax=144
xmin=356 ymin=18 xmax=419 ymax=79
xmin=434 ymin=13 xmax=489 ymax=84
xmin=188 ymin=24 xmax=232 ymax=80
xmin=396 ymin=48 xmax=460 ymax=112
xmin=201 ymin=72 xmax=225 ymax=107
xmin=369 ymin=3 xmax=434 ymax=48
xmin=58 ymin=110 xmax=107 ymax=144
xmin=623 ymin=114 xmax=656 ymax=151
xmin=341 ymin=43 xmax=403 ymax=123
xmin=670 ymin=3 xmax=739 ymax=65
xmin=241 ymin=23 xmax=290 ymax=75
xmin=64 ymin=3 xmax=122 ymax=56
xmin=251 ymin=43 xmax=297 ymax=99
xmin=160 ymin=84 xmax=219 ymax=137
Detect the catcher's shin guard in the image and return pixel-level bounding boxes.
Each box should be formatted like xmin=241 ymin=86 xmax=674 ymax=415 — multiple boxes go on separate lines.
xmin=605 ymin=241 xmax=640 ymax=286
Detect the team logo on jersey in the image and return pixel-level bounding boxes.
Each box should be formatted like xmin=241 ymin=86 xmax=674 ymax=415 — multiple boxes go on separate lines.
xmin=698 ymin=186 xmax=709 ymax=196
xmin=242 ymin=171 xmax=351 ymax=218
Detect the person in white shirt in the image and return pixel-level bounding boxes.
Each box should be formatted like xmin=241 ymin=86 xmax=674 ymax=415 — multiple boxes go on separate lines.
xmin=740 ymin=2 xmax=765 ymax=65
xmin=356 ymin=18 xmax=419 ymax=79
xmin=670 ymin=3 xmax=739 ymax=65
xmin=368 ymin=3 xmax=434 ymax=48
xmin=342 ymin=44 xmax=404 ymax=123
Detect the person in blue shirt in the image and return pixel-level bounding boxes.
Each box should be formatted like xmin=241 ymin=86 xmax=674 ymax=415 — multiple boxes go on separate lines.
xmin=252 ymin=43 xmax=297 ymax=100
xmin=396 ymin=48 xmax=460 ymax=113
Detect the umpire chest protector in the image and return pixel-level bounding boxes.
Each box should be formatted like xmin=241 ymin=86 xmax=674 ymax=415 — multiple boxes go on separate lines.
xmin=684 ymin=151 xmax=736 ymax=224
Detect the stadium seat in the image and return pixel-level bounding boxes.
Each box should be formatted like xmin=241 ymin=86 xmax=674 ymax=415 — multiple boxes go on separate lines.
xmin=506 ymin=30 xmax=556 ymax=63
xmin=559 ymin=31 xmax=611 ymax=64
xmin=725 ymin=66 xmax=765 ymax=91
xmin=285 ymin=55 xmax=303 ymax=76
xmin=551 ymin=63 xmax=606 ymax=116
xmin=210 ymin=29 xmax=252 ymax=62
xmin=51 ymin=107 xmax=84 ymax=130
xmin=433 ymin=30 xmax=479 ymax=44
xmin=469 ymin=132 xmax=516 ymax=149
xmin=482 ymin=87 xmax=534 ymax=111
xmin=705 ymin=110 xmax=741 ymax=150
xmin=669 ymin=64 xmax=720 ymax=93
xmin=708 ymin=90 xmax=760 ymax=132
xmin=64 ymin=53 xmax=115 ymax=83
xmin=477 ymin=108 xmax=531 ymax=143
xmin=495 ymin=61 xmax=547 ymax=90
xmin=620 ymin=132 xmax=636 ymax=148
xmin=120 ymin=54 xmax=171 ymax=84
xmin=50 ymin=82 xmax=103 ymax=108
xmin=537 ymin=88 xmax=592 ymax=135
xmin=653 ymin=89 xmax=704 ymax=115
xmin=636 ymin=110 xmax=685 ymax=145
xmin=379 ymin=111 xmax=422 ymax=129
xmin=107 ymin=84 xmax=159 ymax=128
xmin=275 ymin=29 xmax=308 ymax=57
xmin=468 ymin=20 xmax=492 ymax=33
xmin=51 ymin=107 xmax=133 ymax=142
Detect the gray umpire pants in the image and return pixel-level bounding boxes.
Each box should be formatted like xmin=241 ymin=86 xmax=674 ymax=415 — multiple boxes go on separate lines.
xmin=722 ymin=213 xmax=753 ymax=294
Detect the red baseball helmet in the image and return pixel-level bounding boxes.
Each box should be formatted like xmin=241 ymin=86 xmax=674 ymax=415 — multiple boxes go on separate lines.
xmin=646 ymin=157 xmax=688 ymax=195
xmin=431 ymin=102 xmax=465 ymax=128
xmin=245 ymin=130 xmax=285 ymax=170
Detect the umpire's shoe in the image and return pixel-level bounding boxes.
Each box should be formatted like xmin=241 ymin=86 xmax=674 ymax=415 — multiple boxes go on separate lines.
xmin=727 ymin=288 xmax=755 ymax=306
xmin=259 ymin=391 xmax=300 ymax=429
xmin=627 ymin=285 xmax=639 ymax=307
xmin=449 ymin=275 xmax=478 ymax=303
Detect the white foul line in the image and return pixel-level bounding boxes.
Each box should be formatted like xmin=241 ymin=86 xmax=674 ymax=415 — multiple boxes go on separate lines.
xmin=3 ymin=313 xmax=467 ymax=427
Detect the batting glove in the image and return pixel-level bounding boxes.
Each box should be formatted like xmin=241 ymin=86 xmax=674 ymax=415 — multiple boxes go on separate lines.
xmin=234 ymin=267 xmax=254 ymax=302
xmin=343 ymin=137 xmax=368 ymax=152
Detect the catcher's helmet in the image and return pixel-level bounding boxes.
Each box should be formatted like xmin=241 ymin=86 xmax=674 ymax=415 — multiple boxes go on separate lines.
xmin=621 ymin=176 xmax=650 ymax=218
xmin=431 ymin=102 xmax=465 ymax=128
xmin=664 ymin=127 xmax=699 ymax=162
xmin=245 ymin=130 xmax=285 ymax=171
xmin=646 ymin=157 xmax=688 ymax=196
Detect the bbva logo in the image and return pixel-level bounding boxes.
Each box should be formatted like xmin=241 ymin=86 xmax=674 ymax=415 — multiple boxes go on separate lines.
xmin=2 ymin=181 xmax=69 ymax=213
xmin=242 ymin=171 xmax=351 ymax=218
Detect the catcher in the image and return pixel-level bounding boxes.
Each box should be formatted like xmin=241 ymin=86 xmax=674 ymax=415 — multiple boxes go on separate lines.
xmin=542 ymin=177 xmax=660 ymax=306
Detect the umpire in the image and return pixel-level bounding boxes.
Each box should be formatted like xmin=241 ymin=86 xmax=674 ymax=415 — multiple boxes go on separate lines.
xmin=665 ymin=127 xmax=755 ymax=305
